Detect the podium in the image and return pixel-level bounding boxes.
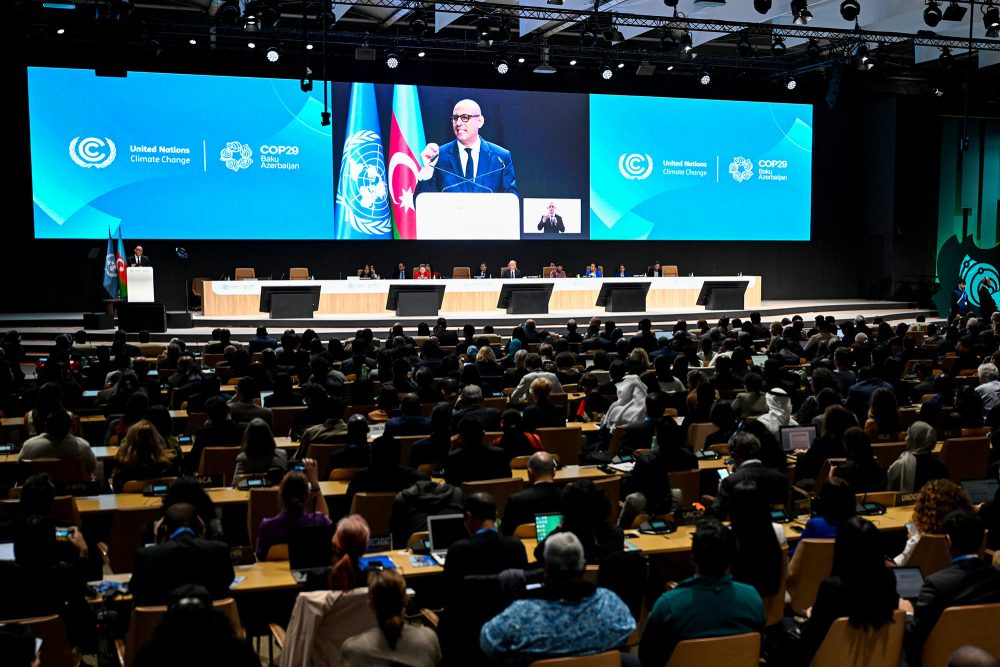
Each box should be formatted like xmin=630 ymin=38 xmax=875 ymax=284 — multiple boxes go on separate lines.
xmin=127 ymin=267 xmax=155 ymax=303
xmin=696 ymin=280 xmax=750 ymax=310
xmin=596 ymin=282 xmax=651 ymax=312
xmin=386 ymin=284 xmax=446 ymax=316
xmin=415 ymin=193 xmax=520 ymax=240
xmin=497 ymin=283 xmax=554 ymax=315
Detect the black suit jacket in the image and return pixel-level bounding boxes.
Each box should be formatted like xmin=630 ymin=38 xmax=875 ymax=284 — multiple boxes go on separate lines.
xmin=452 ymin=405 xmax=502 ymax=432
xmin=444 ymin=445 xmax=511 ymax=486
xmin=537 ymin=214 xmax=565 ymax=234
xmin=907 ymin=558 xmax=1000 ymax=661
xmin=443 ymin=530 xmax=527 ymax=600
xmin=500 ymin=268 xmax=523 ymax=279
xmin=128 ymin=255 xmax=151 ymax=267
xmin=129 ymin=534 xmax=235 ymax=606
xmin=501 ymin=482 xmax=562 ymax=536
xmin=522 ymin=401 xmax=567 ymax=432
xmin=712 ymin=461 xmax=789 ymax=519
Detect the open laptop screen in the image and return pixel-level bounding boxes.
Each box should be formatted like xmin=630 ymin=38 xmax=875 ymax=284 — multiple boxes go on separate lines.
xmin=534 ymin=513 xmax=563 ymax=542
xmin=780 ymin=425 xmax=816 ymax=453
xmin=427 ymin=514 xmax=468 ymax=554
xmin=961 ymin=478 xmax=999 ymax=505
xmin=288 ymin=524 xmax=335 ymax=571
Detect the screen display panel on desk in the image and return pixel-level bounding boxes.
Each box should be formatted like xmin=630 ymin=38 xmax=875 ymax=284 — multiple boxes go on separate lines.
xmin=28 ymin=68 xmax=812 ymax=242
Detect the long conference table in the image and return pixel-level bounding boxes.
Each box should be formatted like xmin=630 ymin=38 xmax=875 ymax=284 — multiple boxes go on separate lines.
xmin=202 ymin=276 xmax=763 ymax=317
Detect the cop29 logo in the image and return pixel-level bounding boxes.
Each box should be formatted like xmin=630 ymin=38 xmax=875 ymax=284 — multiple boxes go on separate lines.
xmin=220 ymin=141 xmax=254 ymax=172
xmin=69 ymin=136 xmax=116 ymax=168
xmin=728 ymin=156 xmax=753 ymax=183
xmin=618 ymin=153 xmax=653 ymax=180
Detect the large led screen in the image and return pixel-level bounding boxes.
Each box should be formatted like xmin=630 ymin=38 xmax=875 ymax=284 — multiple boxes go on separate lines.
xmin=27 ymin=67 xmax=812 ymax=241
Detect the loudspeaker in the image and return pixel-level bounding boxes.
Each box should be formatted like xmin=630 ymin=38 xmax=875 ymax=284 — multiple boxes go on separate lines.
xmin=83 ymin=313 xmax=114 ymax=329
xmin=117 ymin=303 xmax=166 ymax=333
xmin=166 ymin=311 xmax=193 ymax=328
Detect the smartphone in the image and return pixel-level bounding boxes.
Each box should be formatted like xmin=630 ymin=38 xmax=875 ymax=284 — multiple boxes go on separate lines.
xmin=291 ymin=463 xmax=306 ymax=472
xmin=717 ymin=468 xmax=731 ymax=480
xmin=177 ymin=435 xmax=193 ymax=444
xmin=54 ymin=526 xmax=73 ymax=541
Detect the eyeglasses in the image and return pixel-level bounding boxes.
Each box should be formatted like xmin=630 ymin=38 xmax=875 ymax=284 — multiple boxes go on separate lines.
xmin=450 ymin=114 xmax=481 ymax=124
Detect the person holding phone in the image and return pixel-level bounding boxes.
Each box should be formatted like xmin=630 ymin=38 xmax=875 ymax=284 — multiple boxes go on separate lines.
xmin=255 ymin=459 xmax=331 ymax=561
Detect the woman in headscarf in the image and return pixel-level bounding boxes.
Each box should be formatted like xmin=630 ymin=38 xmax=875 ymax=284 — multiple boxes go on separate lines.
xmin=886 ymin=421 xmax=949 ymax=493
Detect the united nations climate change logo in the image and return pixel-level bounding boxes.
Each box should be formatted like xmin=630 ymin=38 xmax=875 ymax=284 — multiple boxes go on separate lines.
xmin=618 ymin=153 xmax=653 ymax=180
xmin=69 ymin=136 xmax=116 ymax=169
xmin=220 ymin=141 xmax=253 ymax=172
xmin=105 ymin=256 xmax=117 ymax=280
xmin=337 ymin=130 xmax=391 ymax=237
xmin=960 ymin=254 xmax=1000 ymax=307
xmin=729 ymin=156 xmax=753 ymax=183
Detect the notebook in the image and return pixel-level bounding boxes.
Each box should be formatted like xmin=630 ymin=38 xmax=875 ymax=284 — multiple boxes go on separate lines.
xmin=534 ymin=513 xmax=563 ymax=543
xmin=427 ymin=514 xmax=468 ymax=566
xmin=780 ymin=425 xmax=816 ymax=453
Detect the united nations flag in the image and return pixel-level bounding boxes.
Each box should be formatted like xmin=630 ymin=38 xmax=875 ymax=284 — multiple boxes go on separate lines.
xmin=334 ymin=83 xmax=392 ymax=240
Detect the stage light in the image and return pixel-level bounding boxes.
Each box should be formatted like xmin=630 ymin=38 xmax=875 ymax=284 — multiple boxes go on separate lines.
xmin=771 ymin=36 xmax=786 ymax=56
xmin=699 ymin=70 xmax=711 ymax=85
xmin=243 ymin=14 xmax=259 ymax=32
xmin=856 ymin=43 xmax=875 ymax=70
xmin=217 ymin=0 xmax=241 ymax=24
xmin=266 ymin=45 xmax=280 ymax=62
xmin=600 ymin=62 xmax=614 ymax=79
xmin=580 ymin=25 xmax=598 ymax=47
xmin=680 ymin=31 xmax=693 ymax=52
xmin=476 ymin=15 xmax=492 ymax=38
xmin=663 ymin=0 xmax=679 ymax=6
xmin=385 ymin=52 xmax=400 ymax=69
xmin=785 ymin=75 xmax=797 ymax=90
xmin=942 ymin=1 xmax=967 ymax=21
xmin=569 ymin=59 xmax=577 ymax=65
xmin=791 ymin=0 xmax=812 ymax=25
xmin=188 ymin=38 xmax=198 ymax=45
xmin=305 ymin=43 xmax=313 ymax=50
xmin=736 ymin=35 xmax=753 ymax=57
xmin=517 ymin=56 xmax=525 ymax=63
xmin=617 ymin=61 xmax=625 ymax=69
xmin=985 ymin=1 xmax=1000 ymax=37
xmin=410 ymin=15 xmax=427 ymax=35
xmin=806 ymin=37 xmax=821 ymax=60
xmin=417 ymin=50 xmax=425 ymax=58
xmin=939 ymin=46 xmax=952 ymax=64
xmin=258 ymin=2 xmax=280 ymax=29
xmin=300 ymin=78 xmax=312 ymax=92
xmin=56 ymin=27 xmax=66 ymax=35
xmin=754 ymin=0 xmax=771 ymax=13
xmin=247 ymin=41 xmax=256 ymax=48
xmin=495 ymin=58 xmax=509 ymax=74
xmin=497 ymin=22 xmax=513 ymax=41
xmin=660 ymin=29 xmax=678 ymax=51
xmin=840 ymin=0 xmax=860 ymax=21
xmin=924 ymin=0 xmax=942 ymax=26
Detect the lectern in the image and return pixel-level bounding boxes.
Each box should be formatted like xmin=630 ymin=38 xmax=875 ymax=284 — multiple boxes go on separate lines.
xmin=127 ymin=267 xmax=155 ymax=303
xmin=386 ymin=284 xmax=446 ymax=317
xmin=497 ymin=283 xmax=554 ymax=315
xmin=596 ymin=281 xmax=651 ymax=313
xmin=696 ymin=280 xmax=750 ymax=311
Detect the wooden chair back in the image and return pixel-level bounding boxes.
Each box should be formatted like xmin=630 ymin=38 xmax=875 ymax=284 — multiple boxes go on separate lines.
xmin=590 ymin=476 xmax=622 ymax=524
xmin=234 ymin=267 xmax=255 ymax=280
xmin=199 ymin=353 xmax=225 ymax=368
xmin=536 ymin=427 xmax=583 ymax=465
xmin=855 ymin=491 xmax=902 ymax=507
xmin=452 ymin=267 xmax=471 ymax=279
xmin=529 ymin=650 xmax=621 ymax=666
xmin=304 ymin=443 xmax=345 ymax=479
xmin=0 ymin=615 xmax=76 ymax=667
xmin=661 ymin=265 xmax=680 ymax=278
xmin=349 ymin=492 xmax=397 ymax=537
xmin=787 ymin=538 xmax=835 ymax=614
xmin=264 ymin=543 xmax=289 ymax=561
xmin=870 ymin=442 xmax=906 ymax=469
xmin=670 ymin=469 xmax=701 ymax=508
xmin=762 ymin=543 xmax=789 ymax=627
xmin=407 ymin=531 xmax=429 ymax=551
xmin=17 ymin=458 xmax=88 ymax=485
xmin=123 ymin=598 xmax=242 ymax=667
xmin=0 ymin=495 xmax=81 ymax=527
xmin=513 ymin=523 xmax=536 ymax=539
xmin=329 ymin=467 xmax=362 ymax=482
xmin=191 ymin=277 xmax=207 ymax=297
xmin=940 ymin=436 xmax=991 ymax=482
xmin=271 ymin=406 xmax=306 ymax=438
xmin=462 ymin=478 xmax=525 ymax=520
xmin=921 ymin=603 xmax=1000 ymax=667
xmin=810 ymin=609 xmax=905 ymax=667
xmin=247 ymin=487 xmax=281 ymax=550
xmin=902 ymin=534 xmax=952 ymax=576
xmin=289 ymin=267 xmax=309 ymax=280
xmin=686 ymin=423 xmax=720 ymax=452
xmin=183 ymin=412 xmax=208 ymax=435
xmin=106 ymin=506 xmax=163 ymax=574
xmin=197 ymin=446 xmax=241 ymax=487
xmin=666 ymin=632 xmax=760 ymax=667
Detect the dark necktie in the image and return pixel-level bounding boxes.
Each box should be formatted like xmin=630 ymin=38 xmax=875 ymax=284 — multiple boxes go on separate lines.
xmin=463 ymin=147 xmax=473 ymax=183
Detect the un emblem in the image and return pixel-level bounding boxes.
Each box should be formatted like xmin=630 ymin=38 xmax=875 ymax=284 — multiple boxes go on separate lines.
xmin=337 ymin=130 xmax=391 ymax=236
xmin=960 ymin=255 xmax=1000 ymax=307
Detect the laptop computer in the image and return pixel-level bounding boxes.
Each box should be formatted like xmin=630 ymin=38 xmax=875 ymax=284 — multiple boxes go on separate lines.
xmin=893 ymin=566 xmax=925 ymax=600
xmin=961 ymin=478 xmax=999 ymax=505
xmin=427 ymin=514 xmax=468 ymax=566
xmin=288 ymin=524 xmax=335 ymax=582
xmin=780 ymin=425 xmax=816 ymax=454
xmin=751 ymin=354 xmax=769 ymax=367
xmin=0 ymin=542 xmax=14 ymax=562
xmin=534 ymin=513 xmax=563 ymax=542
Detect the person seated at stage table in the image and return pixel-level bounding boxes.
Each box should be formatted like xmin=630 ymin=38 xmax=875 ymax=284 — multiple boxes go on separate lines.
xmin=500 ymin=260 xmax=522 ymax=279
xmin=476 ymin=262 xmax=492 ymax=279
xmin=646 ymin=261 xmax=662 ymax=277
xmin=255 ymin=459 xmax=330 ymax=561
xmin=614 ymin=264 xmax=629 ymax=278
xmin=112 ymin=420 xmax=181 ymax=492
xmin=414 ymin=264 xmax=432 ymax=279
xmin=393 ymin=262 xmax=408 ymax=280
xmin=584 ymin=263 xmax=602 ymax=278
xmin=359 ymin=264 xmax=379 ymax=279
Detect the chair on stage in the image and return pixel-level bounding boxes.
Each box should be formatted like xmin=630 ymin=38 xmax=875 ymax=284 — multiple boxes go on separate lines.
xmin=289 ymin=267 xmax=310 ymax=280
xmin=191 ymin=277 xmax=209 ymax=310
xmin=452 ymin=267 xmax=471 ymax=279
xmin=234 ymin=267 xmax=256 ymax=280
xmin=661 ymin=265 xmax=679 ymax=277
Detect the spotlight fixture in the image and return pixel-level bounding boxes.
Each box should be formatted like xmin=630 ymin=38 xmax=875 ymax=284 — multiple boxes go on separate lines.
xmin=699 ymin=70 xmax=711 ymax=85
xmin=258 ymin=2 xmax=280 ymax=29
xmin=476 ymin=15 xmax=492 ymax=38
xmin=495 ymin=57 xmax=509 ymax=74
xmin=497 ymin=22 xmax=513 ymax=41
xmin=300 ymin=78 xmax=312 ymax=92
xmin=410 ymin=14 xmax=428 ymax=36
xmin=385 ymin=52 xmax=400 ymax=69
xmin=924 ymin=0 xmax=942 ymax=26
xmin=602 ymin=26 xmax=625 ymax=42
xmin=679 ymin=31 xmax=693 ymax=52
xmin=517 ymin=56 xmax=525 ymax=63
xmin=856 ymin=43 xmax=875 ymax=70
xmin=243 ymin=14 xmax=259 ymax=32
xmin=580 ymin=25 xmax=599 ymax=47
xmin=534 ymin=47 xmax=558 ymax=74
xmin=942 ymin=1 xmax=967 ymax=21
xmin=663 ymin=0 xmax=679 ymax=6
xmin=785 ymin=75 xmax=797 ymax=90
xmin=660 ymin=29 xmax=678 ymax=51
xmin=600 ymin=62 xmax=614 ymax=79
xmin=217 ymin=0 xmax=241 ymax=24
xmin=771 ymin=36 xmax=786 ymax=56
xmin=791 ymin=0 xmax=812 ymax=25
xmin=839 ymin=0 xmax=860 ymax=21
xmin=305 ymin=43 xmax=313 ymax=50
xmin=985 ymin=1 xmax=1000 ymax=37
xmin=753 ymin=0 xmax=772 ymax=13
xmin=736 ymin=35 xmax=753 ymax=57
xmin=806 ymin=38 xmax=821 ymax=60
xmin=417 ymin=50 xmax=426 ymax=58
xmin=939 ymin=46 xmax=953 ymax=65
xmin=188 ymin=38 xmax=198 ymax=45
xmin=265 ymin=45 xmax=280 ymax=62
xmin=247 ymin=41 xmax=256 ymax=48
xmin=569 ymin=59 xmax=577 ymax=65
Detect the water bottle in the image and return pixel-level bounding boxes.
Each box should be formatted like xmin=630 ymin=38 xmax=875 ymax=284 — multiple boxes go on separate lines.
xmin=651 ymin=434 xmax=659 ymax=451
xmin=361 ymin=364 xmax=370 ymax=380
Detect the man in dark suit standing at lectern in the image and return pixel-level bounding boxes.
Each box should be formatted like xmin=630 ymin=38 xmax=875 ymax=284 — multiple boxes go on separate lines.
xmin=537 ymin=203 xmax=565 ymax=234
xmin=128 ymin=246 xmax=151 ymax=267
xmin=500 ymin=260 xmax=522 ymax=279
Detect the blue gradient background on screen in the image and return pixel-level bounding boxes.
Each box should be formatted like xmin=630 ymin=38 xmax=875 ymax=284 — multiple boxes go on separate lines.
xmin=28 ymin=67 xmax=333 ymax=239
xmin=589 ymin=95 xmax=812 ymax=241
